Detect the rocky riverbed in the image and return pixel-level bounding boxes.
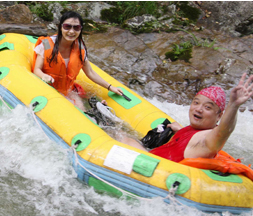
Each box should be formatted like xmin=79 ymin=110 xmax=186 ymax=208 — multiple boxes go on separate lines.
xmin=0 ymin=1 xmax=253 ymax=110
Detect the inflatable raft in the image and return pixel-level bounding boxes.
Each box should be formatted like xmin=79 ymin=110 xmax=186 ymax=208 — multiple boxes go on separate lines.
xmin=0 ymin=33 xmax=253 ymax=214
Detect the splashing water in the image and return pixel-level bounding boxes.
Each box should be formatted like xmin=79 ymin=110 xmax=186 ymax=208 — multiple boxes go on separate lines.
xmin=0 ymin=99 xmax=252 ymax=216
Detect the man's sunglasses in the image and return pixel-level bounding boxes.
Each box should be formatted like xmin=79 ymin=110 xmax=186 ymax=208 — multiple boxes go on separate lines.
xmin=62 ymin=23 xmax=82 ymax=31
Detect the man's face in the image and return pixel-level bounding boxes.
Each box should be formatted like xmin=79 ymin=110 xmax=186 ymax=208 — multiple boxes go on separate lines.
xmin=189 ymin=94 xmax=222 ymax=130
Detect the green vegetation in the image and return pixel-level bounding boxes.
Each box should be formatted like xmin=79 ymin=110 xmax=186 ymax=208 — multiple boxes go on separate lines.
xmin=165 ymin=30 xmax=220 ymax=63
xmin=165 ymin=42 xmax=193 ymax=62
xmin=18 ymin=1 xmax=107 ymax=33
xmin=24 ymin=2 xmax=54 ymax=22
xmin=18 ymin=1 xmax=204 ymax=34
xmin=36 ymin=3 xmax=53 ymax=22
xmin=122 ymin=19 xmax=163 ymax=34
xmin=100 ymin=7 xmax=122 ymax=24
xmin=171 ymin=2 xmax=201 ymax=27
xmin=16 ymin=1 xmax=222 ymax=63
xmin=82 ymin=19 xmax=108 ymax=34
xmin=101 ymin=1 xmax=160 ymax=24
xmin=175 ymin=2 xmax=201 ymax=23
xmin=100 ymin=1 xmax=202 ymax=34
xmin=179 ymin=29 xmax=216 ymax=48
xmin=101 ymin=1 xmax=171 ymax=34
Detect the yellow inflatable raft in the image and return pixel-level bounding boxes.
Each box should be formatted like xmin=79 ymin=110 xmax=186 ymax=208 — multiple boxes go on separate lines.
xmin=0 ymin=33 xmax=252 ymax=214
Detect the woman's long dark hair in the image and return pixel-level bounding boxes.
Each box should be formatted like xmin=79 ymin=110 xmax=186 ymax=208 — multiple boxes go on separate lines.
xmin=48 ymin=11 xmax=87 ymax=66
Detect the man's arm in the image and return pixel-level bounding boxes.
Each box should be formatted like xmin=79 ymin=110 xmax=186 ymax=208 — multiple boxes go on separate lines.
xmin=206 ymin=73 xmax=253 ymax=151
xmin=166 ymin=122 xmax=182 ymax=132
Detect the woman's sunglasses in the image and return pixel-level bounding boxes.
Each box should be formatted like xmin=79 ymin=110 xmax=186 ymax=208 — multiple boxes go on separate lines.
xmin=62 ymin=23 xmax=82 ymax=31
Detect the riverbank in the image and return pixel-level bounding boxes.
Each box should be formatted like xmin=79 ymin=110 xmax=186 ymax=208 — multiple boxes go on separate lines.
xmin=0 ymin=1 xmax=252 ymax=110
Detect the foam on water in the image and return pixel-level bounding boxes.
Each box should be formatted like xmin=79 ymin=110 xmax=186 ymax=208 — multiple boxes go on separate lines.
xmin=0 ymin=101 xmax=252 ymax=216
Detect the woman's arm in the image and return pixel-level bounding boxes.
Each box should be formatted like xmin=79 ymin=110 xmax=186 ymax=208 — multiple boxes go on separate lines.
xmin=82 ymin=59 xmax=123 ymax=95
xmin=33 ymin=55 xmax=54 ymax=83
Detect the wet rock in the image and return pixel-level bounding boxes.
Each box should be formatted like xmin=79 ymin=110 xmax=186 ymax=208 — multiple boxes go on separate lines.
xmin=74 ymin=2 xmax=113 ymax=21
xmin=48 ymin=3 xmax=64 ymax=24
xmin=196 ymin=1 xmax=253 ymax=36
xmin=0 ymin=1 xmax=15 ymax=10
xmin=235 ymin=15 xmax=253 ymax=36
xmin=85 ymin=27 xmax=162 ymax=77
xmin=85 ymin=26 xmax=253 ymax=107
xmin=190 ymin=47 xmax=224 ymax=74
xmin=0 ymin=24 xmax=47 ymax=36
xmin=0 ymin=2 xmax=252 ymax=108
xmin=47 ymin=23 xmax=58 ymax=31
xmin=0 ymin=4 xmax=33 ymax=24
xmin=137 ymin=31 xmax=189 ymax=59
xmin=125 ymin=15 xmax=157 ymax=29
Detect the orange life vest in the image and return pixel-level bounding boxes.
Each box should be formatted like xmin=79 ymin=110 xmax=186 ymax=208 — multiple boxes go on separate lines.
xmin=32 ymin=36 xmax=86 ymax=95
xmin=179 ymin=150 xmax=253 ymax=181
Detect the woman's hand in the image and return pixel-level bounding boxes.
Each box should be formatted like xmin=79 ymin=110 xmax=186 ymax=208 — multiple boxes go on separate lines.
xmin=109 ymin=85 xmax=123 ymax=96
xmin=42 ymin=74 xmax=54 ymax=83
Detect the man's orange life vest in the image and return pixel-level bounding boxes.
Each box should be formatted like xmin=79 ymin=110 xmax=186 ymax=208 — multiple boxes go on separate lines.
xmin=32 ymin=36 xmax=86 ymax=95
xmin=179 ymin=150 xmax=253 ymax=181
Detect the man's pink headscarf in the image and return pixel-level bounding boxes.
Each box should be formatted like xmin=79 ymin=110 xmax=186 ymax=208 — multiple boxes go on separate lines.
xmin=196 ymin=86 xmax=226 ymax=112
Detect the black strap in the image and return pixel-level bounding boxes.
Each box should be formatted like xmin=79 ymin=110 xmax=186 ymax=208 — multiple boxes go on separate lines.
xmin=122 ymin=93 xmax=131 ymax=101
xmin=210 ymin=170 xmax=231 ymax=177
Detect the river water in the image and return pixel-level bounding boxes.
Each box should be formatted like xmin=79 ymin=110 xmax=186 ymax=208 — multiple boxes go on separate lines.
xmin=0 ymin=97 xmax=252 ymax=216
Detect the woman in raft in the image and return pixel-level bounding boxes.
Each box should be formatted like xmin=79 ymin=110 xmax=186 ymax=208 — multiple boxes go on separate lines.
xmin=32 ymin=11 xmax=123 ymax=111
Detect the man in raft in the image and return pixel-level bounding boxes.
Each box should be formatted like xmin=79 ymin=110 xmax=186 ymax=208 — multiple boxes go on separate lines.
xmin=122 ymin=73 xmax=253 ymax=162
